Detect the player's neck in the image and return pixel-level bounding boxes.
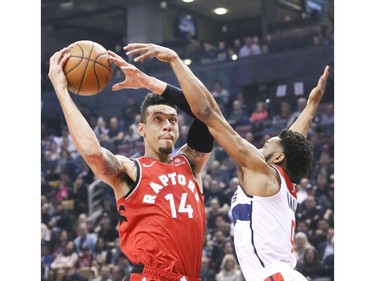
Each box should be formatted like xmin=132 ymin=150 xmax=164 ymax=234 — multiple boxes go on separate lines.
xmin=144 ymin=151 xmax=171 ymax=163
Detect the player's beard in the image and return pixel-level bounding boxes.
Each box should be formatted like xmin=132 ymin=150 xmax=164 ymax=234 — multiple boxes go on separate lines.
xmin=159 ymin=146 xmax=173 ymax=155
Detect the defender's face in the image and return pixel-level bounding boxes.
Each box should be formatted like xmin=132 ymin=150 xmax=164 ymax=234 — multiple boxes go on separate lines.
xmin=140 ymin=104 xmax=179 ymax=155
xmin=259 ymin=136 xmax=283 ymax=164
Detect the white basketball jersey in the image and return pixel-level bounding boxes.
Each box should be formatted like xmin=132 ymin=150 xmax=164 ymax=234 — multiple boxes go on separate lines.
xmin=230 ymin=165 xmax=298 ymax=281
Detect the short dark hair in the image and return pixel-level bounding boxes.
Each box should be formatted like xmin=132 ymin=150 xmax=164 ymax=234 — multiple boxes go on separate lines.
xmin=278 ymin=129 xmax=314 ymax=180
xmin=140 ymin=92 xmax=176 ymax=123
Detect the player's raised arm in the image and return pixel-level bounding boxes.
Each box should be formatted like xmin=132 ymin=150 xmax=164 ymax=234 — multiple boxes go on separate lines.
xmin=124 ymin=43 xmax=266 ymax=171
xmin=48 ymin=48 xmax=135 ymax=196
xmin=289 ymin=65 xmax=330 ymax=136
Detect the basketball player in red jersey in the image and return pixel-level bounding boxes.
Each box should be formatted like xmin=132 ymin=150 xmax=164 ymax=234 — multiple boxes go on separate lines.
xmin=49 ymin=48 xmax=214 ymax=281
xmin=122 ymin=43 xmax=330 ymax=281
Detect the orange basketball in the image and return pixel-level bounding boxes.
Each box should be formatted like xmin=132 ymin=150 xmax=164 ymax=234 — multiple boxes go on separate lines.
xmin=63 ymin=40 xmax=113 ymax=96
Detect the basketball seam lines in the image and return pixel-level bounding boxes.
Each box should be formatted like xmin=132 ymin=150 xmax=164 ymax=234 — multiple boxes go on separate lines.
xmin=69 ymin=55 xmax=109 ymax=68
xmin=78 ymin=42 xmax=95 ymax=95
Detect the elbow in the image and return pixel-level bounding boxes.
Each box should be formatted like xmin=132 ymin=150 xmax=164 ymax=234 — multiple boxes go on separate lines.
xmin=191 ymin=102 xmax=213 ymax=123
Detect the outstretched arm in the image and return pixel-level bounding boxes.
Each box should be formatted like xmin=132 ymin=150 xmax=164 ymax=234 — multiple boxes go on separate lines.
xmin=48 ymin=48 xmax=134 ymax=197
xmin=289 ymin=66 xmax=330 ymax=136
xmin=124 ymin=43 xmax=267 ymax=171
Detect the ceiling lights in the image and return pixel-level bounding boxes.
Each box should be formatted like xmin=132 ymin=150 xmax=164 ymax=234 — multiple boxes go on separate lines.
xmin=180 ymin=0 xmax=228 ymax=16
xmin=213 ymin=7 xmax=228 ymax=15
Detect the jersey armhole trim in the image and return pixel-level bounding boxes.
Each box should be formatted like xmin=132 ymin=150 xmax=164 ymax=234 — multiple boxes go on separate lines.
xmin=124 ymin=158 xmax=141 ymax=199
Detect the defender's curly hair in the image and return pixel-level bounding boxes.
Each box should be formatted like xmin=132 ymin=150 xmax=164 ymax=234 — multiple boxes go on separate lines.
xmin=278 ymin=129 xmax=314 ymax=180
xmin=140 ymin=92 xmax=177 ymax=123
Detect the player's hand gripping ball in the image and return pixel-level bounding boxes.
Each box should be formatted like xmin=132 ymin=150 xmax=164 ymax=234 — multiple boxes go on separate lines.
xmin=63 ymin=40 xmax=113 ymax=95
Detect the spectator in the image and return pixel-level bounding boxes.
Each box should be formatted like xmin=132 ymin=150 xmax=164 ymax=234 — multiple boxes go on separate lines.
xmin=296 ymin=195 xmax=325 ymax=230
xmin=271 ymin=101 xmax=292 ymax=132
xmin=319 ymin=103 xmax=334 ymax=134
xmin=77 ymin=246 xmax=93 ymax=269
xmin=238 ymin=36 xmax=253 ymax=58
xmin=61 ymin=266 xmax=86 ymax=281
xmin=74 ymin=222 xmax=98 ymax=256
xmin=310 ymin=218 xmax=331 ymax=248
xmin=92 ymin=237 xmax=112 ymax=265
xmin=296 ymin=247 xmax=326 ymax=280
xmin=55 ymin=126 xmax=79 ymax=159
xmin=50 ymin=241 xmax=79 ymax=278
xmin=111 ymin=265 xmax=126 ymax=281
xmin=206 ymin=198 xmax=228 ymax=234
xmin=249 ymin=101 xmax=270 ymax=134
xmin=119 ymin=95 xmax=139 ymax=128
xmin=107 ymin=116 xmax=125 ymax=152
xmin=207 ymin=230 xmax=227 ymax=272
xmin=122 ymin=114 xmax=141 ymax=143
xmin=92 ymin=264 xmax=113 ymax=281
xmin=232 ymin=38 xmax=242 ymax=56
xmin=51 ymin=229 xmax=71 ymax=257
xmin=215 ymin=254 xmax=243 ymax=281
xmin=204 ymin=178 xmax=227 ymax=207
xmin=41 ymin=222 xmax=51 ymax=243
xmin=217 ymin=40 xmax=230 ymax=61
xmin=296 ymin=177 xmax=313 ymax=204
xmin=54 ymin=177 xmax=71 ymax=202
xmin=250 ymin=36 xmax=262 ymax=55
xmin=294 ymin=232 xmax=314 ymax=266
xmin=109 ymin=238 xmax=123 ymax=266
xmin=94 ymin=116 xmax=110 ymax=146
xmin=95 ymin=214 xmax=118 ymax=243
xmin=41 ymin=241 xmax=54 ymax=281
xmin=211 ymin=79 xmax=230 ymax=110
xmin=317 ymin=227 xmax=334 ymax=262
xmin=223 ymin=177 xmax=239 ymax=207
xmin=49 ymin=200 xmax=74 ymax=233
xmin=286 ymin=97 xmax=307 ymax=129
xmin=311 ymin=151 xmax=334 ymax=182
xmin=71 ymin=177 xmax=89 ymax=216
xmin=313 ymin=173 xmax=332 ymax=210
xmin=249 ymin=101 xmax=269 ymax=124
xmin=200 ymin=256 xmax=216 ymax=281
xmin=227 ymin=99 xmax=250 ymax=128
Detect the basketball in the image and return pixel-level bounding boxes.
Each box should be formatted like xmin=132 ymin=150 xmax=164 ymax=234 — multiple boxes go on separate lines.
xmin=63 ymin=40 xmax=113 ymax=96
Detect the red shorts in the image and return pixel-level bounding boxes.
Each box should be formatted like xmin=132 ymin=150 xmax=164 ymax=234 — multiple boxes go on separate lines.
xmin=123 ymin=265 xmax=201 ymax=281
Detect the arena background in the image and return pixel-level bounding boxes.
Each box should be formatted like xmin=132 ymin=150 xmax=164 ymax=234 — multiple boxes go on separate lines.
xmin=41 ymin=0 xmax=334 ymax=281
xmin=2 ymin=0 xmax=371 ymax=280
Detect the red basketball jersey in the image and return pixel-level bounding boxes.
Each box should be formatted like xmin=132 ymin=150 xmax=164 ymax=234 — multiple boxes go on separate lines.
xmin=116 ymin=155 xmax=205 ymax=278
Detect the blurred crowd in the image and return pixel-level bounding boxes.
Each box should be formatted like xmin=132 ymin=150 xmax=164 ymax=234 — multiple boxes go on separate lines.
xmin=41 ymin=10 xmax=334 ymax=281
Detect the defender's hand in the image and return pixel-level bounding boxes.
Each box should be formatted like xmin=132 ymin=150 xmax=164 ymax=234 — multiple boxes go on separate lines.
xmin=124 ymin=43 xmax=179 ymax=63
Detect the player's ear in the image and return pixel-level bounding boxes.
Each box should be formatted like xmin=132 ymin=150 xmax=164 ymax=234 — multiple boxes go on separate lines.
xmin=138 ymin=123 xmax=145 ymax=137
xmin=273 ymin=152 xmax=285 ymax=164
